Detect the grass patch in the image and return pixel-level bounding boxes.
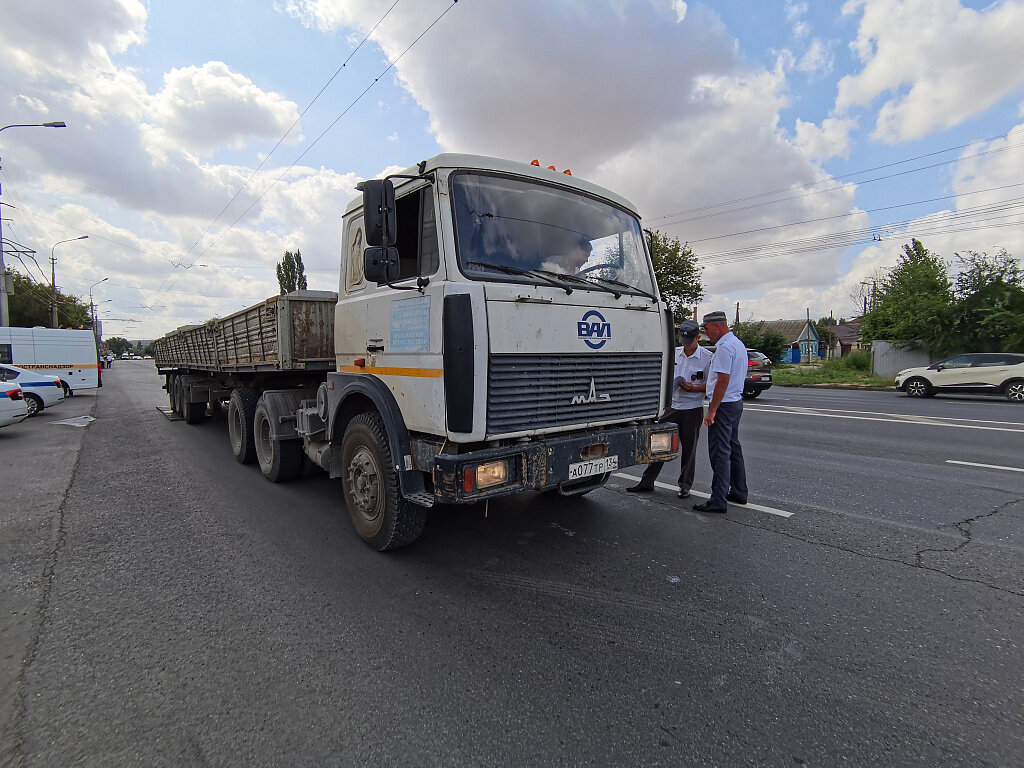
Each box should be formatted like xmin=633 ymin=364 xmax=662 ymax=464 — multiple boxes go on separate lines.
xmin=772 ymin=353 xmax=893 ymax=388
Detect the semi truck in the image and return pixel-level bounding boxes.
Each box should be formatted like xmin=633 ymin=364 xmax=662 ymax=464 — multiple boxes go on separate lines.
xmin=153 ymin=154 xmax=680 ymax=550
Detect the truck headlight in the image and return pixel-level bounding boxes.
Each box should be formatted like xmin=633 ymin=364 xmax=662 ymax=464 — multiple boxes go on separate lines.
xmin=649 ymin=431 xmax=677 ymax=454
xmin=464 ymin=459 xmax=510 ymax=492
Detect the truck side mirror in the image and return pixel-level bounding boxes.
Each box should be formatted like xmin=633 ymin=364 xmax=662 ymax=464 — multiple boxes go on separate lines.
xmin=362 ymin=179 xmax=396 ymax=247
xmin=364 ymin=246 xmax=400 ymax=284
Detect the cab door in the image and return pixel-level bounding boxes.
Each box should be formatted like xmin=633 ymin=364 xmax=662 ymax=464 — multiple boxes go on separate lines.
xmin=338 ymin=182 xmax=447 ymax=435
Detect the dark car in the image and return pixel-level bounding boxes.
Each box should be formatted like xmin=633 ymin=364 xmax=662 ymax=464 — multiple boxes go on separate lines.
xmin=743 ymin=349 xmax=773 ymax=399
xmin=703 ymin=346 xmax=773 ymax=399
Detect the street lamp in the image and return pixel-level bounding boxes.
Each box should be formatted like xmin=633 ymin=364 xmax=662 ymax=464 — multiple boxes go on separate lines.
xmin=0 ymin=120 xmax=67 ymax=327
xmin=50 ymin=235 xmax=89 ymax=328
xmin=88 ymin=276 xmax=108 ymax=336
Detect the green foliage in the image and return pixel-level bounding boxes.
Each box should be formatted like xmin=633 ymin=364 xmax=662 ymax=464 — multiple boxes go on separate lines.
xmin=645 ymin=230 xmax=703 ymax=321
xmin=860 ymin=239 xmax=953 ymax=354
xmin=949 ymin=249 xmax=1024 ymax=352
xmin=814 ymin=318 xmax=839 ymax=353
xmin=731 ymin=321 xmax=788 ymax=362
xmin=276 ymin=249 xmax=308 ymax=295
xmin=105 ymin=337 xmax=131 ymax=356
xmin=861 ymin=240 xmax=1024 ymax=355
xmin=822 ymin=350 xmax=870 ymax=372
xmin=7 ymin=271 xmax=91 ymax=328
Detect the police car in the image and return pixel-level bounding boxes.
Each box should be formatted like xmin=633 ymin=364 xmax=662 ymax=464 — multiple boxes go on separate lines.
xmin=0 ymin=364 xmax=66 ymax=416
xmin=0 ymin=382 xmax=29 ymax=428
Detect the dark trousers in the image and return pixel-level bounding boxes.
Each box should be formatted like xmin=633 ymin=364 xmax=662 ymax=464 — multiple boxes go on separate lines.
xmin=637 ymin=406 xmax=703 ymax=491
xmin=707 ymin=400 xmax=747 ymax=506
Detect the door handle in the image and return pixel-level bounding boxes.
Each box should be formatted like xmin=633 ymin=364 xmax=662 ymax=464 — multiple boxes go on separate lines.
xmin=366 ymin=344 xmax=385 ymax=353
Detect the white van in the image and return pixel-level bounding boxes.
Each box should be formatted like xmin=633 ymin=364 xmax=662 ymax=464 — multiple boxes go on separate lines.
xmin=0 ymin=328 xmax=101 ymax=395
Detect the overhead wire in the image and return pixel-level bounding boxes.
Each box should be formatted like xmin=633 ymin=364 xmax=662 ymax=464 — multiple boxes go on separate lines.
xmin=157 ymin=0 xmax=461 ymax=301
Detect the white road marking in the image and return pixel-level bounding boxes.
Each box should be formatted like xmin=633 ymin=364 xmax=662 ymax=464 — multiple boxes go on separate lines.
xmin=747 ymin=403 xmax=1024 ymax=433
xmin=946 ymin=459 xmax=1024 ymax=474
xmin=613 ymin=472 xmax=794 ymax=518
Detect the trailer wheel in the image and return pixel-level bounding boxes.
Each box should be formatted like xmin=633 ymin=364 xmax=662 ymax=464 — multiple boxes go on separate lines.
xmin=166 ymin=375 xmax=177 ymax=412
xmin=340 ymin=412 xmax=427 ymax=551
xmin=253 ymin=399 xmax=303 ymax=482
xmin=172 ymin=376 xmax=186 ymax=415
xmin=228 ymin=387 xmax=259 ymax=464
xmin=183 ymin=396 xmax=206 ymax=424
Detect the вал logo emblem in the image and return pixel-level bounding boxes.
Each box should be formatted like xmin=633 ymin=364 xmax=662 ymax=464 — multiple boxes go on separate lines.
xmin=577 ymin=310 xmax=611 ymax=350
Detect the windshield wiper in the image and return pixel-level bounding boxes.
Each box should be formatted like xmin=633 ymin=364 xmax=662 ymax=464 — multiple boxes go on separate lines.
xmin=533 ymin=269 xmax=622 ymax=299
xmin=583 ymin=274 xmax=656 ymax=301
xmin=467 ymin=261 xmax=573 ymax=294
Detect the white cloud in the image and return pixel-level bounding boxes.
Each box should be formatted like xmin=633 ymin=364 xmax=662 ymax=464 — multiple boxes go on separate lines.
xmin=796 ymin=38 xmax=834 ymax=76
xmin=794 ymin=116 xmax=856 ymax=162
xmin=837 ymin=0 xmax=1024 ymax=142
xmin=146 ymin=63 xmax=303 ymax=159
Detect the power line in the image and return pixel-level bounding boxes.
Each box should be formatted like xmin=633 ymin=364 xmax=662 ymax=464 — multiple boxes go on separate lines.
xmin=154 ymin=0 xmax=461 ymax=303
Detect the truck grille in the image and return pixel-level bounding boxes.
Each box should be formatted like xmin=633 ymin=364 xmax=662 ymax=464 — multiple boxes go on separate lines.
xmin=487 ymin=353 xmax=662 ymax=435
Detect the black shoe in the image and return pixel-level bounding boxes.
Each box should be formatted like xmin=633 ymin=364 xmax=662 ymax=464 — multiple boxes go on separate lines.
xmin=692 ymin=502 xmax=727 ymax=513
xmin=726 ymin=493 xmax=747 ymax=505
xmin=677 ymin=489 xmax=690 ymax=498
xmin=627 ymin=484 xmax=654 ymax=493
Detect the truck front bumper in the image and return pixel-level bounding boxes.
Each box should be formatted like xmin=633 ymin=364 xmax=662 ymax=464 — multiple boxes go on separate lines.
xmin=432 ymin=422 xmax=679 ymax=504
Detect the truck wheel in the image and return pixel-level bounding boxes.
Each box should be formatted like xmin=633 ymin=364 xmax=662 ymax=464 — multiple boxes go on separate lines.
xmin=340 ymin=412 xmax=427 ymax=551
xmin=228 ymin=387 xmax=259 ymax=464
xmin=253 ymin=400 xmax=303 ymax=482
xmin=172 ymin=376 xmax=186 ymax=415
xmin=183 ymin=397 xmax=206 ymax=424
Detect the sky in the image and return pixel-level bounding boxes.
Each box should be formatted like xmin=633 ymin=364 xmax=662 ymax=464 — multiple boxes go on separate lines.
xmin=2 ymin=0 xmax=1023 ymax=341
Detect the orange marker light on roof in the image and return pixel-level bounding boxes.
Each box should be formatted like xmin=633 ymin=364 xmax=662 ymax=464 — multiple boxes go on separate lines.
xmin=563 ymin=169 xmax=572 ymax=175
xmin=547 ymin=165 xmax=556 ymax=170
xmin=531 ymin=159 xmax=540 ymax=166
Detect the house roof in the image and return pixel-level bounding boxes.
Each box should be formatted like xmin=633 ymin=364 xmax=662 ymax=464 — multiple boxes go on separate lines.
xmin=822 ymin=324 xmax=861 ymax=345
xmin=752 ymin=320 xmax=818 ymax=344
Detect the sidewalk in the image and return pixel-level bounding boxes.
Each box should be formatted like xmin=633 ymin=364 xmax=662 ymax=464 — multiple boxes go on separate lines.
xmin=0 ymin=390 xmax=97 ymax=761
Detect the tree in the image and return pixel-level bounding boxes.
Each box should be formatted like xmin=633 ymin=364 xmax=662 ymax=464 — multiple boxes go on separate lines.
xmin=645 ymin=230 xmax=703 ymax=321
xmin=860 ymin=239 xmax=954 ymax=354
xmin=276 ymin=249 xmax=308 ymax=295
xmin=815 ymin=317 xmax=839 ymax=358
xmin=7 ymin=271 xmax=91 ymax=328
xmin=949 ymin=249 xmax=1024 ymax=352
xmin=105 ymin=337 xmax=131 ymax=356
xmin=731 ymin=321 xmax=788 ymax=362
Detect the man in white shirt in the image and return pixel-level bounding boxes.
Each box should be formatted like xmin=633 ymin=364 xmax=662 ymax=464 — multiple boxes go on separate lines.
xmin=692 ymin=310 xmax=749 ymax=513
xmin=627 ymin=320 xmax=712 ymax=498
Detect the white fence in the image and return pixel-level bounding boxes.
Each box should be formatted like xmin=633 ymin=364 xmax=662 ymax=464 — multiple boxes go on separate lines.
xmin=871 ymin=341 xmax=931 ymax=378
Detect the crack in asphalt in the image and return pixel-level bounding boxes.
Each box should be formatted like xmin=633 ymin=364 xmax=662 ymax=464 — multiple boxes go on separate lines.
xmin=618 ymin=487 xmax=1024 ymax=598
xmin=916 ymin=498 xmax=1020 ymax=567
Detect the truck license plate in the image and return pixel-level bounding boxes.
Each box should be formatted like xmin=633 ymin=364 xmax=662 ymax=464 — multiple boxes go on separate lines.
xmin=568 ymin=455 xmax=618 ymax=479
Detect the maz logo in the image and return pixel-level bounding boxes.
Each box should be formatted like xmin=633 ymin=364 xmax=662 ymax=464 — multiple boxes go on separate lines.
xmin=577 ymin=309 xmax=611 ymax=350
xmin=571 ymin=377 xmax=611 ymax=405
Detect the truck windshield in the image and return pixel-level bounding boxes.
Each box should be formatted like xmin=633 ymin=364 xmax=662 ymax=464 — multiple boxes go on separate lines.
xmin=451 ymin=172 xmax=657 ymax=298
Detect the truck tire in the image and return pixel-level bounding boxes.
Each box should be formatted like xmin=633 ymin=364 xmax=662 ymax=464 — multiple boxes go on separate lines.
xmin=253 ymin=399 xmax=303 ymax=482
xmin=183 ymin=396 xmax=206 ymax=424
xmin=166 ymin=375 xmax=177 ymax=412
xmin=340 ymin=412 xmax=427 ymax=551
xmin=172 ymin=376 xmax=186 ymax=415
xmin=228 ymin=387 xmax=259 ymax=464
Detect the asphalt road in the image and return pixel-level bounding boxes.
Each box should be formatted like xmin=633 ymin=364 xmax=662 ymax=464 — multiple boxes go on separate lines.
xmin=2 ymin=364 xmax=1022 ymax=767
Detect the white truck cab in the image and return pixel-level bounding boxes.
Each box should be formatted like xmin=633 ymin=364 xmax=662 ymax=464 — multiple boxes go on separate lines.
xmin=325 ymin=154 xmax=678 ymax=535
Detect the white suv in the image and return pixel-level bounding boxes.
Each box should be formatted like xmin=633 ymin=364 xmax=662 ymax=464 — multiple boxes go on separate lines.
xmin=895 ymin=353 xmax=1024 ymax=402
